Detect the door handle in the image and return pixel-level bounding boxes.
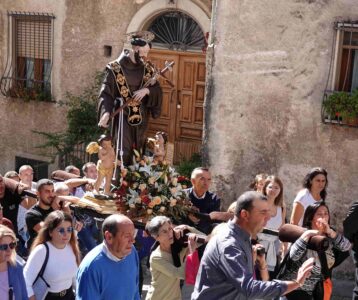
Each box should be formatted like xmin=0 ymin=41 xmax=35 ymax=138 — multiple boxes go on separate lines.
xmin=177 ymin=90 xmax=181 ymax=109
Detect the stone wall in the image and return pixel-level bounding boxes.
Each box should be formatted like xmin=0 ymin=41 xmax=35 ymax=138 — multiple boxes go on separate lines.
xmin=206 ymin=0 xmax=358 ymax=231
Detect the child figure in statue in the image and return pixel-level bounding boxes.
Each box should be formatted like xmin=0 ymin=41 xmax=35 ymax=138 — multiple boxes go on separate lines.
xmin=147 ymin=131 xmax=168 ymax=163
xmin=86 ymin=135 xmax=116 ymax=195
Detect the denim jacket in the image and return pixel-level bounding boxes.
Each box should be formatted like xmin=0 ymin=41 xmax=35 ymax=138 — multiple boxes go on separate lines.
xmin=8 ymin=260 xmax=28 ymax=300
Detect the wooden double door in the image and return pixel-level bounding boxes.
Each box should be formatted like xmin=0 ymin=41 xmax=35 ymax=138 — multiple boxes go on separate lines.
xmin=146 ymin=49 xmax=206 ymax=164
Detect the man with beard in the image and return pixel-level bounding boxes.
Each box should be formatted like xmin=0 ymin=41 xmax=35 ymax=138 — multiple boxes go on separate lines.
xmin=97 ymin=31 xmax=163 ymax=166
xmin=25 ymin=179 xmax=57 ymax=248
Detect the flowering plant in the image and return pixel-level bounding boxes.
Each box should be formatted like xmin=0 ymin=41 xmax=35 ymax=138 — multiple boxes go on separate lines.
xmin=113 ymin=152 xmax=193 ymax=223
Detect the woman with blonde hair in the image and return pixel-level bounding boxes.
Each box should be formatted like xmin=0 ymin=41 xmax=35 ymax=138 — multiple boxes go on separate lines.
xmin=257 ymin=175 xmax=286 ymax=278
xmin=24 ymin=211 xmax=80 ymax=300
xmin=0 ymin=224 xmax=27 ymax=299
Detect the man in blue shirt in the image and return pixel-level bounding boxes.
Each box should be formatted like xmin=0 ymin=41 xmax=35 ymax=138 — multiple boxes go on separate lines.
xmin=192 ymin=191 xmax=315 ymax=300
xmin=76 ymin=214 xmax=140 ymax=300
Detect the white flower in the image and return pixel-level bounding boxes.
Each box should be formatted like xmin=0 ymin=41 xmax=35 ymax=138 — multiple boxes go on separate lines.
xmin=170 ymin=198 xmax=177 ymax=207
xmin=171 ymin=177 xmax=178 ymax=186
xmin=170 ymin=187 xmax=178 ymax=196
xmin=148 ymin=177 xmax=156 ymax=185
xmin=135 ymin=197 xmax=142 ymax=204
xmin=139 ymin=183 xmax=147 ymax=191
xmin=129 ymin=203 xmax=136 ymax=208
xmin=147 ymin=209 xmax=153 ymax=215
xmin=159 ymin=206 xmax=166 ymax=212
xmin=128 ymin=188 xmax=139 ymax=197
xmin=139 ymin=164 xmax=151 ymax=175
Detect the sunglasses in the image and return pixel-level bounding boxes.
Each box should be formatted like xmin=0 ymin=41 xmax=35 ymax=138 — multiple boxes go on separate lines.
xmin=0 ymin=242 xmax=17 ymax=251
xmin=56 ymin=227 xmax=74 ymax=235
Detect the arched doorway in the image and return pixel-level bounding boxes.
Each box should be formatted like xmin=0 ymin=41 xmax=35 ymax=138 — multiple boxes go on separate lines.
xmin=144 ymin=11 xmax=207 ymax=163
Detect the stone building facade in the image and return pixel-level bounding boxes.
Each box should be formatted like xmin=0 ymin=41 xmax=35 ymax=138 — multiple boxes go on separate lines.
xmin=206 ymin=0 xmax=358 ymax=236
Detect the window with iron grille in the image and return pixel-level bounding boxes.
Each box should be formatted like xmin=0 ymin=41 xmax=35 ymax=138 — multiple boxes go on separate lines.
xmin=322 ymin=22 xmax=358 ymax=127
xmin=146 ymin=11 xmax=206 ymax=52
xmin=0 ymin=12 xmax=55 ymax=101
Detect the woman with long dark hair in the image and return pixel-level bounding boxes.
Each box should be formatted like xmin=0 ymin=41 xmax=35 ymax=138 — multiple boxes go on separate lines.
xmin=24 ymin=211 xmax=80 ymax=300
xmin=290 ymin=167 xmax=328 ymax=226
xmin=279 ymin=201 xmax=350 ymax=300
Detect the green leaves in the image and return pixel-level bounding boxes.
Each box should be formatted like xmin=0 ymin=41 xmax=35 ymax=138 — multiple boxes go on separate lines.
xmin=323 ymin=89 xmax=358 ymax=119
xmin=33 ymin=71 xmax=105 ymax=166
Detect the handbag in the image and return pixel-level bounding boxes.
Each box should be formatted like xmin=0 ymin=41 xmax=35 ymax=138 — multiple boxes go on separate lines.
xmin=32 ymin=243 xmax=50 ymax=300
xmin=185 ymin=250 xmax=200 ymax=285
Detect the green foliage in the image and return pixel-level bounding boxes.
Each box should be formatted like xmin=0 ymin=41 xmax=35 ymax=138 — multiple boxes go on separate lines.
xmin=13 ymin=85 xmax=53 ymax=102
xmin=34 ymin=72 xmax=104 ymax=165
xmin=176 ymin=152 xmax=202 ymax=178
xmin=323 ymin=89 xmax=358 ymax=119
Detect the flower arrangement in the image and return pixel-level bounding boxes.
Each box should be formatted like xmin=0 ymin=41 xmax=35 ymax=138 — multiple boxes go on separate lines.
xmin=113 ymin=151 xmax=193 ymax=223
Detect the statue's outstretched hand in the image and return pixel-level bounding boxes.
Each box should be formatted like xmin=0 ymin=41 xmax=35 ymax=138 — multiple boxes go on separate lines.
xmin=133 ymin=88 xmax=150 ymax=102
xmin=98 ymin=112 xmax=110 ymax=128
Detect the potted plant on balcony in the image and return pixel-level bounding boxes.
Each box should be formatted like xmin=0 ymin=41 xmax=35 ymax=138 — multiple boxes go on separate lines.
xmin=323 ymin=89 xmax=358 ymax=126
xmin=323 ymin=91 xmax=349 ymax=119
xmin=345 ymin=88 xmax=358 ymax=126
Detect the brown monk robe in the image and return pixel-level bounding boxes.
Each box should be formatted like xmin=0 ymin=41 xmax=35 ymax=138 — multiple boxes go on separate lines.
xmin=97 ymin=34 xmax=162 ymax=166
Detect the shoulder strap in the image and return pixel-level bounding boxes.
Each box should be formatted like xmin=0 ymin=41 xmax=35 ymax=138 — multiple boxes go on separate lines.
xmin=33 ymin=243 xmax=50 ymax=285
xmin=318 ymin=250 xmax=330 ymax=279
xmin=275 ymin=250 xmax=291 ymax=279
xmin=7 ymin=263 xmax=14 ymax=300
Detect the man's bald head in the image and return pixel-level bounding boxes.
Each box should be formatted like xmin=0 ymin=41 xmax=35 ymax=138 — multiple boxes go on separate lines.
xmin=102 ymin=214 xmax=135 ymax=259
xmin=102 ymin=214 xmax=133 ymax=237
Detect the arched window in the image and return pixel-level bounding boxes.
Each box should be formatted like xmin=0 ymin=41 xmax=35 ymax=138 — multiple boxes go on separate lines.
xmin=147 ymin=11 xmax=206 ymax=52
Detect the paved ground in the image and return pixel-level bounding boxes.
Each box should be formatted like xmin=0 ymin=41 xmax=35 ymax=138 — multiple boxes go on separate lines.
xmin=141 ymin=261 xmax=355 ymax=300
xmin=331 ymin=278 xmax=355 ymax=300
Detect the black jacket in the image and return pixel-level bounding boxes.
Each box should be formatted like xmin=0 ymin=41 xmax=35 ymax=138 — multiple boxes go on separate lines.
xmin=343 ymin=201 xmax=358 ymax=253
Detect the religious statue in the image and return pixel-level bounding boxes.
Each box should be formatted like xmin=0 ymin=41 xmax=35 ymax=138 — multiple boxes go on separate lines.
xmin=97 ymin=31 xmax=163 ymax=166
xmin=146 ymin=131 xmax=168 ymax=163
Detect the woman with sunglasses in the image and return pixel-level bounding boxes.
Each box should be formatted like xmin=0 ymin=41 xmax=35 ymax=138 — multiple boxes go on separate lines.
xmin=24 ymin=211 xmax=80 ymax=300
xmin=0 ymin=224 xmax=28 ymax=299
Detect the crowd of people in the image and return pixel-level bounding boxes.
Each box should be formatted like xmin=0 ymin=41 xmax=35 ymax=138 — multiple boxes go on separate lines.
xmin=0 ymin=164 xmax=357 ymax=300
